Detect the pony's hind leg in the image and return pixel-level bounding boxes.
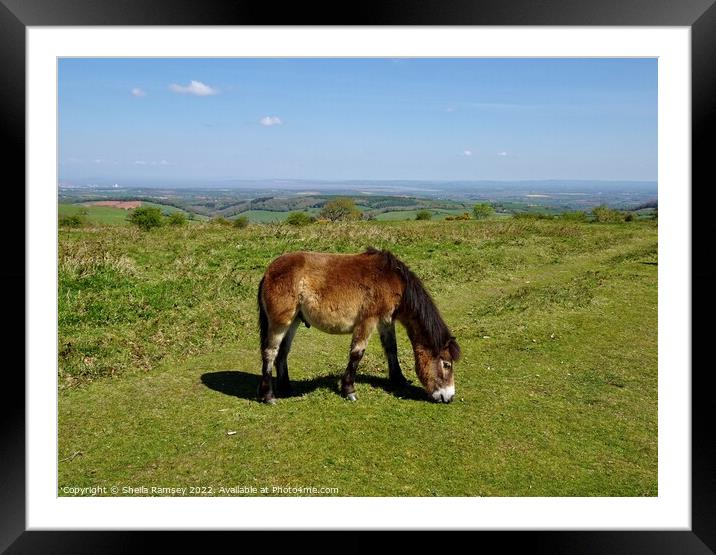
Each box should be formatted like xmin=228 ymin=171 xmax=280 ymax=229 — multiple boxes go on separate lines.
xmin=275 ymin=317 xmax=301 ymax=396
xmin=341 ymin=318 xmax=378 ymax=401
xmin=379 ymin=321 xmax=408 ymax=387
xmin=258 ymin=323 xmax=291 ymax=404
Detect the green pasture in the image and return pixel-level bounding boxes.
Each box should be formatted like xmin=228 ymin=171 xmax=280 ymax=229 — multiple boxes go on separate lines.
xmin=374 ymin=208 xmax=467 ymax=221
xmin=58 ymin=219 xmax=657 ymax=496
xmin=59 ymin=202 xmax=203 ymax=225
xmin=58 ymin=203 xmax=132 ymax=225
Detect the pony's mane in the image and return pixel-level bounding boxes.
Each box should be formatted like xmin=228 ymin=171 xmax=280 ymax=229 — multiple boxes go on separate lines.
xmin=365 ymin=247 xmax=460 ymax=360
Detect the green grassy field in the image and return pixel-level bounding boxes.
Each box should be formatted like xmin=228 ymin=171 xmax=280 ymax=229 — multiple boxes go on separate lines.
xmin=59 ymin=202 xmax=204 ymax=225
xmin=58 ymin=218 xmax=657 ymax=496
xmin=59 ymin=203 xmax=133 ymax=225
xmin=374 ymin=208 xmax=468 ymax=221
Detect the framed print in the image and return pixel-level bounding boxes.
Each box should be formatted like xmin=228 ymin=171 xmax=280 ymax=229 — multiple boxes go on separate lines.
xmin=5 ymin=0 xmax=715 ymax=552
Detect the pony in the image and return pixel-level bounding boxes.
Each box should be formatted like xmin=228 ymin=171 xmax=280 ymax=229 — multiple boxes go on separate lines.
xmin=256 ymin=247 xmax=461 ymax=404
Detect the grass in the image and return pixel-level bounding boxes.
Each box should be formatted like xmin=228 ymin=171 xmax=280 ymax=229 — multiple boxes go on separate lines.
xmin=58 ymin=218 xmax=657 ymax=496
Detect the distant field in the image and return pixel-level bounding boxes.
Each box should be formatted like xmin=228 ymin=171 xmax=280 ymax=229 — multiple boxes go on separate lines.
xmin=59 ymin=203 xmax=132 ymax=225
xmin=59 ymin=202 xmax=205 ymax=225
xmin=238 ymin=208 xmax=320 ymax=223
xmin=238 ymin=209 xmax=290 ymax=223
xmin=138 ymin=202 xmax=207 ymax=220
xmin=375 ymin=208 xmax=467 ymax=221
xmin=58 ymin=218 xmax=657 ymax=497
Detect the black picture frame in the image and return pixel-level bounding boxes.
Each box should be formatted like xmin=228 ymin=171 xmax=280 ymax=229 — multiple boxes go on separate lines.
xmin=3 ymin=1 xmax=714 ymax=552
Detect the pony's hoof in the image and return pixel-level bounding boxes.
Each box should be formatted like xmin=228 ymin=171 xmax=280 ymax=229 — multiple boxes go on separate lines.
xmin=259 ymin=397 xmax=276 ymax=405
xmin=346 ymin=393 xmax=357 ymax=402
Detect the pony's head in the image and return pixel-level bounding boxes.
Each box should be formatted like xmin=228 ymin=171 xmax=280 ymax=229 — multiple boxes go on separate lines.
xmin=413 ymin=337 xmax=461 ymax=403
xmin=369 ymin=247 xmax=462 ymax=403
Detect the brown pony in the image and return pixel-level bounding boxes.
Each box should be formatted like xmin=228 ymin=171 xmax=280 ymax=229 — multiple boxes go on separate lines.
xmin=257 ymin=247 xmax=461 ymax=404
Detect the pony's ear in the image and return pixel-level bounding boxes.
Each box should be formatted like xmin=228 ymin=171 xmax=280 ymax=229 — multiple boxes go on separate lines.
xmin=446 ymin=337 xmax=461 ymax=361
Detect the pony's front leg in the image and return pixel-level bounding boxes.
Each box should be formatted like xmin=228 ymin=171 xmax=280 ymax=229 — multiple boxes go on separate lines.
xmin=341 ymin=319 xmax=377 ymax=401
xmin=379 ymin=321 xmax=408 ymax=388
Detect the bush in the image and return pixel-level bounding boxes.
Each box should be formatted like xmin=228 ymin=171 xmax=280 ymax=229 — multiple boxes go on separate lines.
xmin=592 ymin=205 xmax=627 ymax=223
xmin=285 ymin=212 xmax=315 ymax=226
xmin=127 ymin=207 xmax=164 ymax=231
xmin=59 ymin=214 xmax=86 ymax=228
xmin=473 ymin=203 xmax=494 ymax=220
xmin=560 ymin=211 xmax=588 ymax=222
xmin=167 ymin=212 xmax=187 ymax=226
xmin=233 ymin=216 xmax=249 ymax=228
xmin=415 ymin=210 xmax=432 ymax=221
xmin=211 ymin=217 xmax=233 ymax=226
xmin=319 ymin=198 xmax=363 ymax=222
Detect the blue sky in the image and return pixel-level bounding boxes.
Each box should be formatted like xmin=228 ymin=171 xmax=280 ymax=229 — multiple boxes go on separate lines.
xmin=58 ymin=58 xmax=657 ymax=183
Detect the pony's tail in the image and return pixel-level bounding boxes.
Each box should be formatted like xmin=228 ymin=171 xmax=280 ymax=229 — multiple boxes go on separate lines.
xmin=258 ymin=276 xmax=268 ymax=351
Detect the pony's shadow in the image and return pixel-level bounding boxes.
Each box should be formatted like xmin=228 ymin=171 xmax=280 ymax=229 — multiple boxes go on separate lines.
xmin=200 ymin=370 xmax=426 ymax=402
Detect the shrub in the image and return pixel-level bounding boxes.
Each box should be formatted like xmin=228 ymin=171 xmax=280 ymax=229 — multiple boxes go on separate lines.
xmin=211 ymin=217 xmax=233 ymax=226
xmin=415 ymin=210 xmax=432 ymax=221
xmin=233 ymin=216 xmax=249 ymax=228
xmin=473 ymin=203 xmax=494 ymax=220
xmin=127 ymin=207 xmax=164 ymax=231
xmin=560 ymin=211 xmax=588 ymax=222
xmin=451 ymin=212 xmax=472 ymax=221
xmin=319 ymin=198 xmax=363 ymax=222
xmin=592 ymin=205 xmax=626 ymax=223
xmin=167 ymin=212 xmax=187 ymax=226
xmin=285 ymin=212 xmax=315 ymax=226
xmin=59 ymin=214 xmax=86 ymax=228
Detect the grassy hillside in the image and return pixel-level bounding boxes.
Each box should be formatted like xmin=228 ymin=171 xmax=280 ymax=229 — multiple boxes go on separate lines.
xmin=58 ymin=218 xmax=657 ymax=496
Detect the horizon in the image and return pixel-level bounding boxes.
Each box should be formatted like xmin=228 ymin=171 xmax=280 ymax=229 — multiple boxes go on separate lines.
xmin=59 ymin=58 xmax=657 ymax=184
xmin=59 ymin=177 xmax=658 ymax=188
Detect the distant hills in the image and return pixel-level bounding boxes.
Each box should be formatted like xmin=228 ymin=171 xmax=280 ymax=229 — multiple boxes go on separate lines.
xmin=58 ymin=179 xmax=657 ymax=221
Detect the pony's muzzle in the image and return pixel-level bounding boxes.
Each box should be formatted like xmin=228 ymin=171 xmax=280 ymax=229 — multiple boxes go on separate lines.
xmin=431 ymin=385 xmax=455 ymax=403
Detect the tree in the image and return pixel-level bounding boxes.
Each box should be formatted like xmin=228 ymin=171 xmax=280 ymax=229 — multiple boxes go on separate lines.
xmin=472 ymin=203 xmax=494 ymax=220
xmin=415 ymin=210 xmax=432 ymax=221
xmin=319 ymin=198 xmax=362 ymax=222
xmin=127 ymin=207 xmax=164 ymax=230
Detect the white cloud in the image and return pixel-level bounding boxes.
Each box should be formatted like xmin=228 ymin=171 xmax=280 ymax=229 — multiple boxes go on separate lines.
xmin=260 ymin=116 xmax=283 ymax=126
xmin=131 ymin=88 xmax=146 ymax=97
xmin=497 ymin=151 xmax=508 ymax=157
xmin=462 ymin=150 xmax=473 ymax=157
xmin=134 ymin=159 xmax=171 ymax=166
xmin=169 ymin=80 xmax=218 ymax=96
